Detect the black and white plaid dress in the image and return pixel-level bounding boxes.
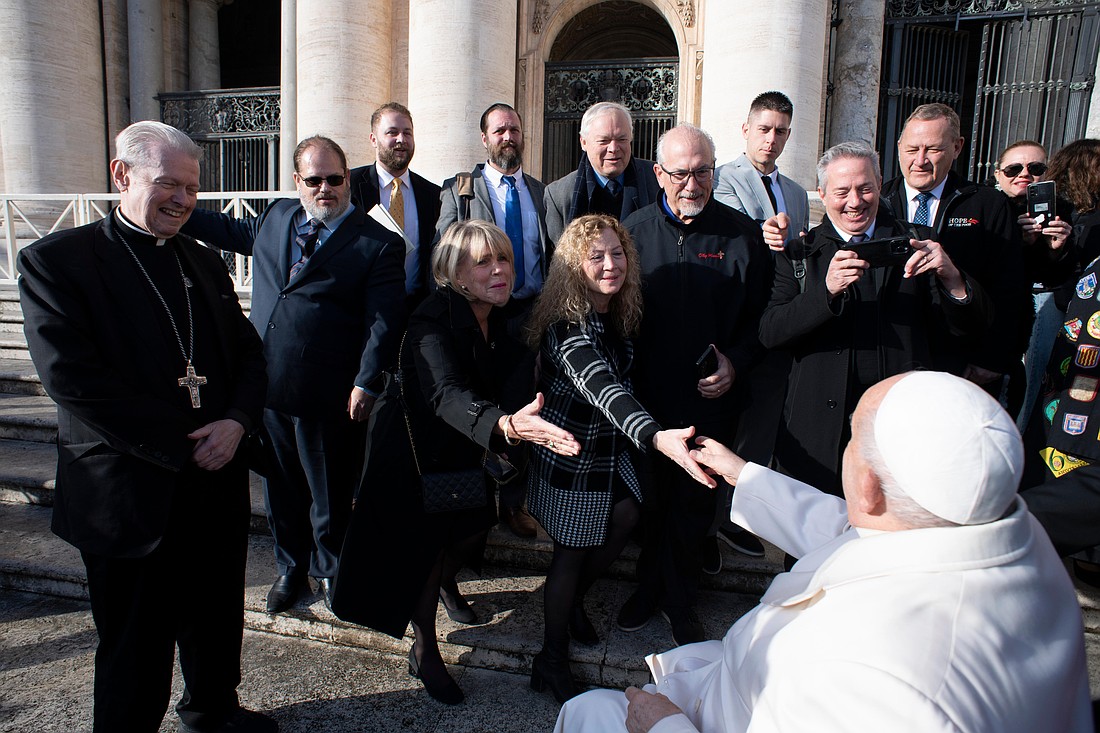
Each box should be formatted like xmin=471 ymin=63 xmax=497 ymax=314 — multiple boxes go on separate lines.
xmin=527 ymin=312 xmax=661 ymax=547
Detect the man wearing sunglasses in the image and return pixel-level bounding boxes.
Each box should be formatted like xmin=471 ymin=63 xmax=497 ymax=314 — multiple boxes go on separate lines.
xmin=183 ymin=135 xmax=406 ymax=614
xmin=615 ymin=124 xmax=773 ymax=647
xmin=881 ymin=104 xmax=1031 ymax=413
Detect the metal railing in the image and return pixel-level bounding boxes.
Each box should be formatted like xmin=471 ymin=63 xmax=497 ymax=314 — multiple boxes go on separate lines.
xmin=0 ymin=191 xmax=295 ymax=288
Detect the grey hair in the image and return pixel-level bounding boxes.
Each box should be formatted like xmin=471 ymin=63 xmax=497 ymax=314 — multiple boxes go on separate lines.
xmin=432 ymin=219 xmax=514 ymax=299
xmin=114 ymin=121 xmax=201 ymax=171
xmin=817 ymin=142 xmax=881 ymax=190
xmin=580 ymin=102 xmax=633 ymax=139
xmin=857 ymin=401 xmax=959 ymax=530
xmin=655 ymin=123 xmax=716 ymax=167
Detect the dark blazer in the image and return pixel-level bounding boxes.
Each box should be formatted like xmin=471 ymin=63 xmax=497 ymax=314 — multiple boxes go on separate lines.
xmin=349 ymin=163 xmax=441 ymax=305
xmin=332 ymin=286 xmax=533 ymax=637
xmin=881 ymin=172 xmax=1030 ymax=375
xmin=18 ymin=214 xmax=267 ymax=557
xmin=543 ymin=156 xmax=660 ymax=244
xmin=435 ymin=163 xmax=553 ymax=275
xmin=759 ymin=207 xmax=992 ymax=492
xmin=182 ymin=199 xmax=407 ymax=417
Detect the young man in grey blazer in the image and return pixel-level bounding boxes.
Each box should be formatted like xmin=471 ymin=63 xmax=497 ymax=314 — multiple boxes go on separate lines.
xmin=709 ymin=91 xmax=812 ymax=566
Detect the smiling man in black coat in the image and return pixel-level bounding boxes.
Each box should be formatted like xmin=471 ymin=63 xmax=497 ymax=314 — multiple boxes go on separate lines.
xmin=761 ymin=141 xmax=991 ymax=495
xmin=18 ymin=121 xmax=272 ymax=733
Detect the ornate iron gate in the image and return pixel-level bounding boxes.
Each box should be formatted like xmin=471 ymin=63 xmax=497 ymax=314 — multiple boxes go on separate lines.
xmin=878 ymin=1 xmax=1100 ymax=182
xmin=543 ymin=58 xmax=678 ymax=183
xmin=159 ymin=87 xmax=281 ymax=195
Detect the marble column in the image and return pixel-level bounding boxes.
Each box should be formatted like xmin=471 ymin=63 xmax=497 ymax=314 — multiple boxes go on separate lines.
xmin=0 ymin=0 xmax=107 ymax=193
xmin=102 ymin=0 xmax=131 ymax=159
xmin=407 ymin=0 xmax=517 ymax=185
xmin=164 ymin=0 xmax=190 ymax=92
xmin=190 ymin=0 xmax=223 ymax=90
xmin=280 ymin=0 xmax=297 ymax=187
xmin=296 ymin=0 xmax=391 ymax=170
xmin=828 ymin=0 xmax=885 ymax=148
xmin=128 ymin=0 xmax=165 ymax=121
xmin=697 ymin=0 xmax=829 ymax=192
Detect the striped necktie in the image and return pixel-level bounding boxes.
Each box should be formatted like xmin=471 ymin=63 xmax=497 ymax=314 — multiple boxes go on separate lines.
xmin=289 ymin=218 xmax=322 ymax=281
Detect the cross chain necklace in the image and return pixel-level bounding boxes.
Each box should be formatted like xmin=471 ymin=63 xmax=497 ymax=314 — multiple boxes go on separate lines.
xmin=114 ymin=221 xmax=207 ymax=408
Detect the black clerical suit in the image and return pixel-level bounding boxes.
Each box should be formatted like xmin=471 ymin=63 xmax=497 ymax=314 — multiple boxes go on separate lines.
xmin=182 ymin=200 xmax=406 ymax=582
xmin=350 ymin=163 xmax=441 ymax=308
xmin=18 ymin=211 xmax=267 ymax=732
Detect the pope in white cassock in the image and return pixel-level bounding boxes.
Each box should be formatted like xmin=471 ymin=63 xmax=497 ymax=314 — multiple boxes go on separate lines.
xmin=555 ymin=371 xmax=1093 ymax=733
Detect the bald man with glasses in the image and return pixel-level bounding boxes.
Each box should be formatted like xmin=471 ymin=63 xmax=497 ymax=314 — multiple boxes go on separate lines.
xmin=182 ymin=135 xmax=406 ymax=614
xmin=615 ymin=123 xmax=773 ymax=647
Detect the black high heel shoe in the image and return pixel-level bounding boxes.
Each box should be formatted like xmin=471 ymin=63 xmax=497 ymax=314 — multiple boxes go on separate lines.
xmin=529 ymin=650 xmax=579 ymax=703
xmin=408 ymin=647 xmax=464 ymax=705
xmin=568 ymin=604 xmax=600 ymax=647
xmin=439 ymin=586 xmax=479 ymax=625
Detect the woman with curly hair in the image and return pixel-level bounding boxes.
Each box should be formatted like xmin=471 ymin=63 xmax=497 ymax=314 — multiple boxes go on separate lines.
xmin=524 ymin=214 xmax=711 ymax=704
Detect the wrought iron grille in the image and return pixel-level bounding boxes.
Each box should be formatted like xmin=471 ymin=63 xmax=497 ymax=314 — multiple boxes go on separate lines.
xmin=543 ymin=58 xmax=678 ymax=183
xmin=878 ymin=4 xmax=1100 ymax=182
xmin=159 ymin=87 xmax=280 ymax=195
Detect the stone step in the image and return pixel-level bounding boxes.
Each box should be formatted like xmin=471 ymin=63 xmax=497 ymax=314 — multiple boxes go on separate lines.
xmin=0 ymin=357 xmax=44 ymax=395
xmin=0 ymin=393 xmax=56 ymax=442
xmin=0 ymin=500 xmax=760 ymax=689
xmin=0 ymin=439 xmax=55 ymax=505
xmin=0 ymin=336 xmax=30 ymax=361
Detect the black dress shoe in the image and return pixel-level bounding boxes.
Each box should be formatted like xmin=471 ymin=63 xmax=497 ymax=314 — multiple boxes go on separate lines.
xmin=439 ymin=586 xmax=479 ymax=624
xmin=178 ymin=707 xmax=278 ymax=733
xmin=315 ymin=577 xmax=333 ymax=610
xmin=265 ymin=574 xmax=303 ymax=614
xmin=529 ymin=650 xmax=579 ymax=703
xmin=661 ymin=606 xmax=705 ymax=647
xmin=408 ymin=647 xmax=464 ymax=705
xmin=616 ymin=590 xmax=656 ymax=632
xmin=499 ymin=505 xmax=538 ymax=538
xmin=568 ymin=604 xmax=600 ymax=647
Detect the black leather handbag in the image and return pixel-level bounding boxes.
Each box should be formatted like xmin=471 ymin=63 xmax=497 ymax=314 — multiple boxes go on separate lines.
xmin=397 ymin=333 xmax=488 ymax=514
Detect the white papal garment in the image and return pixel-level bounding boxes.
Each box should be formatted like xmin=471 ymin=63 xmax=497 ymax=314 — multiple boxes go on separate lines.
xmin=556 ymin=463 xmax=1092 ymax=733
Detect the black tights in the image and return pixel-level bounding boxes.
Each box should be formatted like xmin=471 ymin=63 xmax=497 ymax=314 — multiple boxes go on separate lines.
xmin=409 ymin=530 xmax=486 ymax=680
xmin=542 ymin=497 xmax=639 ymax=657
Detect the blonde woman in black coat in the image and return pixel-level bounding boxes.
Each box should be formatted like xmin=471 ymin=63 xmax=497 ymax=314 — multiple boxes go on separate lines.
xmin=525 ymin=214 xmax=712 ymax=703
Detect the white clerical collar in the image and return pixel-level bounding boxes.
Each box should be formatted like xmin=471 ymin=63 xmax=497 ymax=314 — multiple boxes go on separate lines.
xmin=116 ymin=210 xmax=166 ymax=246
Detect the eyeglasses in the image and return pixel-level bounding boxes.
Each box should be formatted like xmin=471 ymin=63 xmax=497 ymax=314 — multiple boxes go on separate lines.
xmin=299 ymin=174 xmax=346 ymax=188
xmin=998 ymin=162 xmax=1047 ymax=178
xmin=659 ymin=165 xmax=715 ymax=184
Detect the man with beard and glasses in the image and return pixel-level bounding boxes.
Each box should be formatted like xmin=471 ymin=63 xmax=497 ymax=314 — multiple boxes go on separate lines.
xmin=182 ymin=135 xmax=406 ymax=614
xmin=433 ymin=102 xmax=552 ymax=539
xmin=350 ymin=102 xmax=441 ymax=309
xmin=615 ymin=124 xmax=773 ymax=647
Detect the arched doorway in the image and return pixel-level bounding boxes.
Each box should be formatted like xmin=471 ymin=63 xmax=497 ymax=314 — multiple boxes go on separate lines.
xmin=542 ymin=1 xmax=679 ymax=182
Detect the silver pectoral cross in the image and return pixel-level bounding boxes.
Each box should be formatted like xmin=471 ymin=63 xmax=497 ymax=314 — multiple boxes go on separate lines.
xmin=178 ymin=362 xmax=208 ymax=408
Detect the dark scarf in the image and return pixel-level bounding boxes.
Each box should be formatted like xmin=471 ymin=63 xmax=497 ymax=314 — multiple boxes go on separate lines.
xmin=566 ymin=155 xmax=635 ymax=222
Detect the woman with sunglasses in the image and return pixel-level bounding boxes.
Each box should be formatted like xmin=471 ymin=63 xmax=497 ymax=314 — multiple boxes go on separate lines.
xmin=991 ymin=141 xmax=1074 ymax=429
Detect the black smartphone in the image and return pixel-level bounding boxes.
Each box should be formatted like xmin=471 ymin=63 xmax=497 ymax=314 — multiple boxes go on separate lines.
xmin=839 ymin=235 xmax=913 ymax=268
xmin=484 ymin=451 xmax=519 ymax=485
xmin=696 ymin=344 xmax=719 ymax=379
xmin=1027 ymin=180 xmax=1057 ymax=222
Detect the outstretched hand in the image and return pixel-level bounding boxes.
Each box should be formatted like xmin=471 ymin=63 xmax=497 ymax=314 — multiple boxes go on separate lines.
xmin=507 ymin=393 xmax=581 ymax=456
xmin=689 ymin=435 xmax=747 ymax=485
xmin=653 ymin=426 xmax=715 ymax=488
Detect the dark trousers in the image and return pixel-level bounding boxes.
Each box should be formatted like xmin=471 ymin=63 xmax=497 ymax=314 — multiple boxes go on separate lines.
xmin=263 ymin=408 xmax=366 ymax=578
xmin=634 ymin=455 xmax=718 ymax=610
xmin=82 ymin=466 xmax=249 ymax=733
xmin=1022 ymin=463 xmax=1100 ymax=557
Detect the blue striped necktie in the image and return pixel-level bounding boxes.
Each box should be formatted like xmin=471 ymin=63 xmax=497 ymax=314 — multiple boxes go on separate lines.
xmin=290 ymin=218 xmax=321 ymax=281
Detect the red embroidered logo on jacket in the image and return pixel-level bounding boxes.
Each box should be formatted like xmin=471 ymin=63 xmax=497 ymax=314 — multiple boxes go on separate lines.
xmin=697 ymin=252 xmax=725 ymax=259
